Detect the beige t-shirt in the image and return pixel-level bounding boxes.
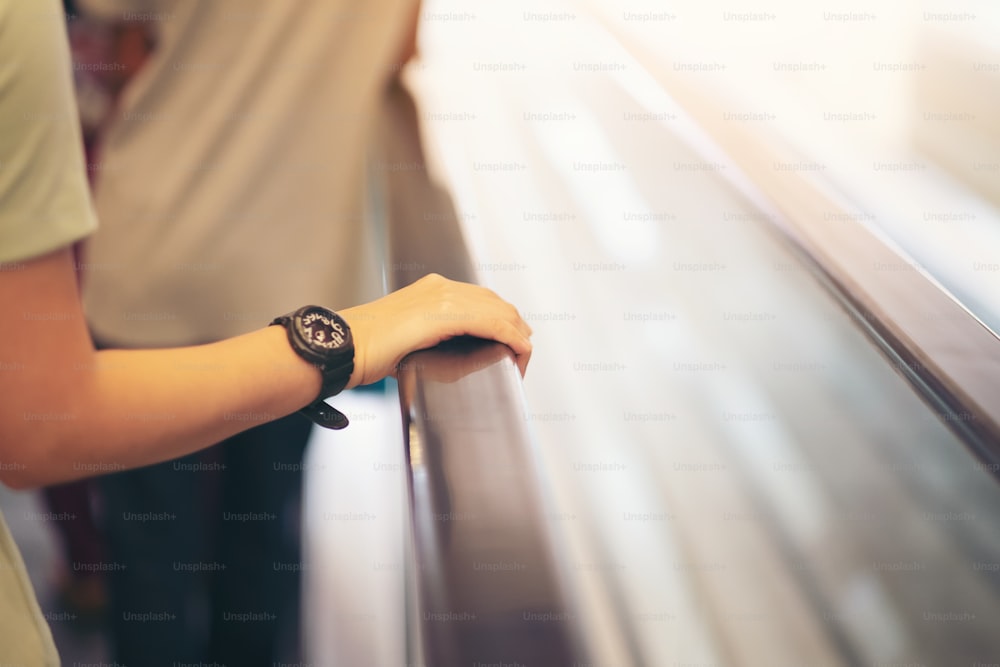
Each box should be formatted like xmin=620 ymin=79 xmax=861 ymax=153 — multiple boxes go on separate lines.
xmin=0 ymin=1 xmax=97 ymax=264
xmin=0 ymin=0 xmax=99 ymax=664
xmin=80 ymin=0 xmax=419 ymax=346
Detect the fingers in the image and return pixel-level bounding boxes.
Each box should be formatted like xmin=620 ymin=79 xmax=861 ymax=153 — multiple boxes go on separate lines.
xmin=341 ymin=274 xmax=533 ymax=386
xmin=507 ymin=319 xmax=532 ymax=378
xmin=443 ymin=288 xmax=532 ymax=360
xmin=407 ymin=274 xmax=531 ymax=348
xmin=515 ymin=351 xmax=530 ymax=378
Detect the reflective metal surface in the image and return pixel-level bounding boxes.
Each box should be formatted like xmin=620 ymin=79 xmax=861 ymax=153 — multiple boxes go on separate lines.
xmin=399 ymin=340 xmax=577 ymax=665
xmin=305 ymin=3 xmax=1000 ymax=665
xmin=401 ymin=2 xmax=1000 ymax=664
xmin=370 ymin=82 xmax=582 ymax=666
xmin=588 ymin=3 xmax=1000 ymax=466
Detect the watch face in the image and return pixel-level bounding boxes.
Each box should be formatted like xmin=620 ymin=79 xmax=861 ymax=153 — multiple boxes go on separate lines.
xmin=295 ymin=307 xmax=349 ymax=352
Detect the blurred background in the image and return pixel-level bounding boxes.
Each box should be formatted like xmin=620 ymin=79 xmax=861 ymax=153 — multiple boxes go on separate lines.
xmin=3 ymin=0 xmax=999 ymax=665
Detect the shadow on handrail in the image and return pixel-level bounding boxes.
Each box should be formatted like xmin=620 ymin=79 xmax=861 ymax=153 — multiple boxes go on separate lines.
xmin=368 ymin=80 xmax=582 ymax=666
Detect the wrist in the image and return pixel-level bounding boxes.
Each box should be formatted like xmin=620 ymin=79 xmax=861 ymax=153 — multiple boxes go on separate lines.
xmin=339 ymin=308 xmax=369 ymax=390
xmin=270 ymin=305 xmax=355 ymax=429
xmin=262 ymin=325 xmax=322 ymax=399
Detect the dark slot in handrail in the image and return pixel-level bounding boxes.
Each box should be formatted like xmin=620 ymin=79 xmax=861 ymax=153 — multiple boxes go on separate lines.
xmin=370 ymin=81 xmax=582 ymax=666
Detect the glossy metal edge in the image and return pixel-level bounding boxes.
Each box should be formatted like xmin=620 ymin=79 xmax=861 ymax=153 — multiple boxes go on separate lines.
xmin=370 ymin=81 xmax=584 ymax=666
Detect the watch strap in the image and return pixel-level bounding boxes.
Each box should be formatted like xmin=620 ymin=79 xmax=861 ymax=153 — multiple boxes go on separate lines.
xmin=299 ymin=400 xmax=349 ymax=430
xmin=316 ymin=356 xmax=354 ymax=402
xmin=270 ymin=307 xmax=355 ymax=430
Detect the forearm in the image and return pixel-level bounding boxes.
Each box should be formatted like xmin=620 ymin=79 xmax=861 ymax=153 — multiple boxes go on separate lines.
xmin=1 ymin=250 xmax=531 ymax=489
xmin=3 ymin=325 xmax=321 ymax=489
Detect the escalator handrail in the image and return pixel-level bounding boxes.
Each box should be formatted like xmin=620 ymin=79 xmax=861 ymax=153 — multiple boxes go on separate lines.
xmin=369 ymin=81 xmax=583 ymax=666
xmin=590 ymin=9 xmax=1000 ymax=470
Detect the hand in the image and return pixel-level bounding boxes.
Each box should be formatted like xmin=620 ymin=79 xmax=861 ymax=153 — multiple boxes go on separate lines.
xmin=339 ymin=274 xmax=533 ymax=387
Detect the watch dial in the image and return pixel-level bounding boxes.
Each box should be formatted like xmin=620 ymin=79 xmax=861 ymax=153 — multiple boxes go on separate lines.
xmin=296 ymin=307 xmax=348 ymax=351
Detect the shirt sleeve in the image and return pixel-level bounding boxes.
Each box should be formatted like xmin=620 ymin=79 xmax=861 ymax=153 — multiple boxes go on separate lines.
xmin=0 ymin=0 xmax=98 ymax=264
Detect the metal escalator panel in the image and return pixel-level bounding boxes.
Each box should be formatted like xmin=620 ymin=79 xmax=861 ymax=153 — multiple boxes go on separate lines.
xmin=399 ymin=2 xmax=1000 ymax=664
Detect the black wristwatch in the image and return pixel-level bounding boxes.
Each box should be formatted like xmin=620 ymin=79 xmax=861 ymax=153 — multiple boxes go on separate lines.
xmin=270 ymin=305 xmax=355 ymax=430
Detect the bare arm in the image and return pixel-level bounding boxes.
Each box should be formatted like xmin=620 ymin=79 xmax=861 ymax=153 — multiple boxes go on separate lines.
xmin=0 ymin=248 xmax=531 ymax=489
xmin=0 ymin=247 xmax=318 ymax=488
xmin=393 ymin=0 xmax=422 ymax=67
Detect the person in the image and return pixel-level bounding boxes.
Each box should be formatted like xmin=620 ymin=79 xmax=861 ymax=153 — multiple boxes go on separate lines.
xmin=71 ymin=0 xmax=426 ymax=663
xmin=34 ymin=1 xmax=153 ymax=626
xmin=0 ymin=1 xmax=532 ymax=665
